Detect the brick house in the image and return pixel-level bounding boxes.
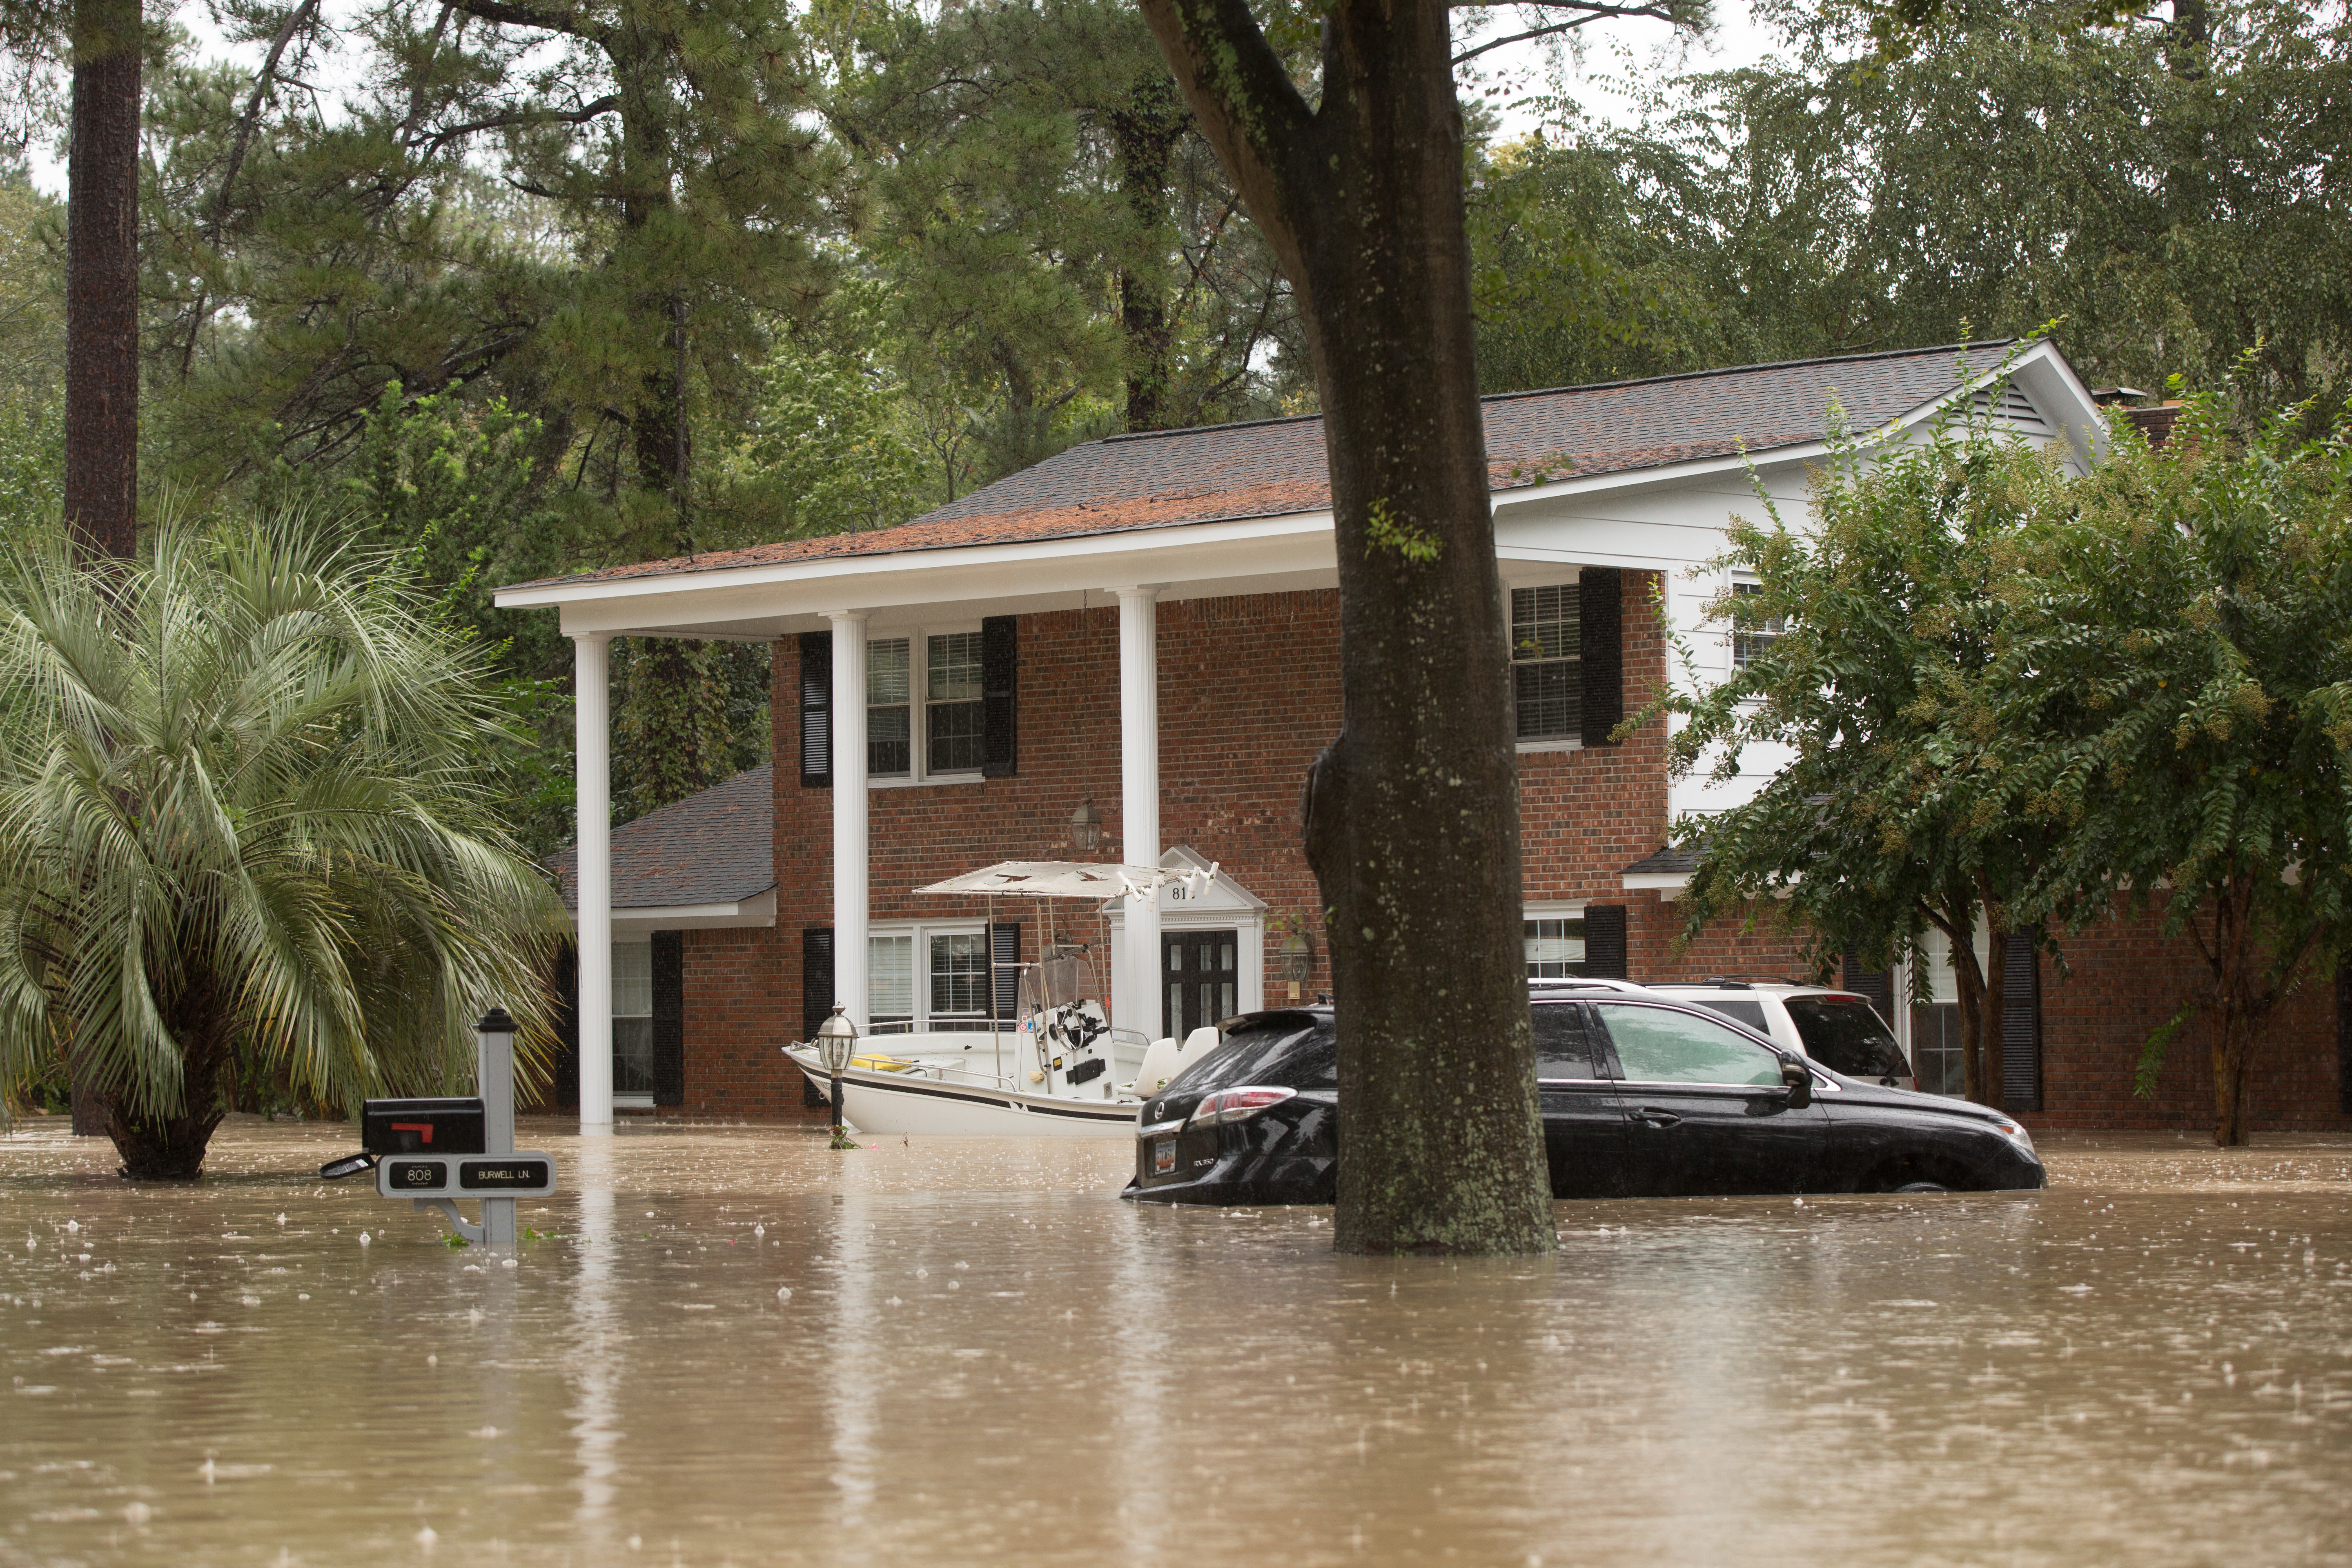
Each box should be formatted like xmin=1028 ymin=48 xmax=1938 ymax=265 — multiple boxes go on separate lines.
xmin=506 ymin=340 xmax=2352 ymax=1133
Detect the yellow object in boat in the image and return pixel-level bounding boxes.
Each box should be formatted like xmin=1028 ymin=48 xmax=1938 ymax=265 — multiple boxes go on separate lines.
xmin=849 ymin=1053 xmax=920 ymax=1074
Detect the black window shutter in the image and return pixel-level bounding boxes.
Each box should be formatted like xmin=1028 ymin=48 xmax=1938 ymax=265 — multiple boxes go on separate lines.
xmin=799 ymin=630 xmax=832 ymax=788
xmin=800 ymin=927 xmax=835 ymax=1108
xmin=2339 ymin=964 xmax=2352 ymax=1115
xmin=1583 ymin=904 xmax=1629 ymax=979
xmin=650 ymin=930 xmax=685 ymax=1107
xmin=981 ymin=615 xmax=1018 ymax=777
xmin=990 ymin=921 xmax=1021 ymax=1019
xmin=552 ymin=940 xmax=580 ymax=1108
xmin=1841 ymin=945 xmax=1896 ymax=1029
xmin=2001 ymin=931 xmax=2042 ymax=1113
xmin=1579 ymin=568 xmax=1623 ymax=746
xmin=801 ymin=926 xmax=835 ymax=1040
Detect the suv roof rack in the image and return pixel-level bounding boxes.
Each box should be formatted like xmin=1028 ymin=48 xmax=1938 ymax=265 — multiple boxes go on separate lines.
xmin=1694 ymin=975 xmax=1803 ymax=989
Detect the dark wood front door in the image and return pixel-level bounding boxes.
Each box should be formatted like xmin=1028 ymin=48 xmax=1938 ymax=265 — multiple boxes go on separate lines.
xmin=1163 ymin=929 xmax=1240 ymax=1039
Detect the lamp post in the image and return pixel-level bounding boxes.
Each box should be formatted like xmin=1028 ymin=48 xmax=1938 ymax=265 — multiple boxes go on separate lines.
xmin=816 ymin=1005 xmax=858 ymax=1149
xmin=1067 ymin=796 xmax=1102 ymax=856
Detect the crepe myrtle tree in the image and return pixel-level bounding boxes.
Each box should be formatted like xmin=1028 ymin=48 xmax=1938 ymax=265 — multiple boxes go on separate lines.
xmin=1132 ymin=0 xmax=1702 ymax=1253
xmin=1633 ymin=377 xmax=2080 ymax=1109
xmin=1987 ymin=391 xmax=2352 ymax=1146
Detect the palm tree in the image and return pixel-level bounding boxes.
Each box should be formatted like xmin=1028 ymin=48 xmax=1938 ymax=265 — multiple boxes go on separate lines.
xmin=0 ymin=510 xmax=568 ymax=1178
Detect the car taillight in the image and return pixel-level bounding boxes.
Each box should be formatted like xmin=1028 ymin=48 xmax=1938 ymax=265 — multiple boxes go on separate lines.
xmin=1187 ymin=1086 xmax=1296 ymax=1127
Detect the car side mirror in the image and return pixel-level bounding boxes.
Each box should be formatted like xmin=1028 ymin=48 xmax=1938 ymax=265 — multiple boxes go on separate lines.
xmin=1779 ymin=1056 xmax=1814 ymax=1109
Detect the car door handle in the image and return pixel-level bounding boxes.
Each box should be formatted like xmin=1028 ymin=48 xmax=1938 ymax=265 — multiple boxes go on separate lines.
xmin=1633 ymin=1108 xmax=1681 ymax=1128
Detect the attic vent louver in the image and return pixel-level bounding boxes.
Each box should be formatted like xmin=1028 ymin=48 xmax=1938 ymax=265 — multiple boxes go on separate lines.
xmin=1970 ymin=380 xmax=2049 ymax=434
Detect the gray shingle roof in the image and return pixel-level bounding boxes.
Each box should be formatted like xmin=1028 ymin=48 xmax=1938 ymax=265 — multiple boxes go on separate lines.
xmin=512 ymin=341 xmax=2028 ymax=591
xmin=548 ymin=762 xmax=774 ymax=911
xmin=1622 ymin=845 xmax=1700 ymax=877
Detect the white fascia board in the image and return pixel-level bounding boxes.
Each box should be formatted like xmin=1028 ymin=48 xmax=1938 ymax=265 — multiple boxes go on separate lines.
xmin=1490 ymin=448 xmax=1827 ymax=522
xmin=566 ymin=886 xmax=778 ymax=933
xmin=495 ymin=511 xmax=1338 ymax=637
xmin=1621 ymin=871 xmax=1691 ymax=902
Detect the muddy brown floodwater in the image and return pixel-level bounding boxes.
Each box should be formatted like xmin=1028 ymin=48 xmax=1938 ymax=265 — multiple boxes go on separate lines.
xmin=2 ymin=1119 xmax=2348 ymax=1567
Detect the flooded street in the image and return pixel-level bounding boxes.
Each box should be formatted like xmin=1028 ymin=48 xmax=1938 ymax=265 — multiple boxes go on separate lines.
xmin=3 ymin=1119 xmax=2348 ymax=1568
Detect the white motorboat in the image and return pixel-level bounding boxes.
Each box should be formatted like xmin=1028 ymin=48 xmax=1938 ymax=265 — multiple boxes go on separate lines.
xmin=783 ymin=860 xmax=1227 ymax=1137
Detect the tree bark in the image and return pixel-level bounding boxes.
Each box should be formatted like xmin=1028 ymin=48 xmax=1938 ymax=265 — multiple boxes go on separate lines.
xmin=64 ymin=0 xmax=142 ymax=566
xmin=1107 ymin=70 xmax=1185 ymax=432
xmin=1144 ymin=0 xmax=1553 ymax=1254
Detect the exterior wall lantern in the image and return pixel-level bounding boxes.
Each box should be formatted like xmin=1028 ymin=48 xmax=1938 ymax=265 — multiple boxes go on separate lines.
xmin=1067 ymin=796 xmax=1103 ymax=855
xmin=1277 ymin=919 xmax=1318 ymax=1001
xmin=816 ymin=1005 xmax=858 ymax=1149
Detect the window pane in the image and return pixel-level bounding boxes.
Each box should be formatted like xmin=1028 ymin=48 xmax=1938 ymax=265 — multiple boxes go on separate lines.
xmin=611 ymin=943 xmax=653 ymax=1018
xmin=870 ymin=933 xmax=914 ymax=1021
xmin=930 ymin=932 xmax=989 ymax=1017
xmin=1910 ymin=1003 xmax=1965 ymax=1095
xmin=869 ymin=706 xmax=911 ymax=776
xmin=1599 ymin=1002 xmax=1784 ymax=1086
xmin=1523 ymin=917 xmax=1586 ymax=978
xmin=1731 ymin=581 xmax=1786 ymax=667
xmin=927 ymin=697 xmax=984 ymax=773
xmin=868 ymin=639 xmax=910 ymax=705
xmin=1512 ymin=585 xmax=1578 ymax=660
xmin=1514 ymin=660 xmax=1577 ymax=741
xmin=613 ymin=1017 xmax=654 ymax=1093
xmin=927 ymin=633 xmax=983 ymax=701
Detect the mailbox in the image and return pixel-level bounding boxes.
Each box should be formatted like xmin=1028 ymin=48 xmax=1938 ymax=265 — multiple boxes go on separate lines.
xmin=361 ymin=1098 xmax=486 ymax=1156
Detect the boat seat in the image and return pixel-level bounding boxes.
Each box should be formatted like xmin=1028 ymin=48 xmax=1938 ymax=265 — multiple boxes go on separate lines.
xmin=1128 ymin=1026 xmax=1223 ymax=1097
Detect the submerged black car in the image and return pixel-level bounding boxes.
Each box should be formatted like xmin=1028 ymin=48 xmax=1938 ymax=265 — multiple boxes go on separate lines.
xmin=1123 ymin=992 xmax=2046 ymax=1205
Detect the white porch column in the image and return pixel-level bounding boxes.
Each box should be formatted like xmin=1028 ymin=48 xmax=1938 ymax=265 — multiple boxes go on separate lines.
xmin=1116 ymin=586 xmax=1163 ymax=1040
xmin=572 ymin=632 xmax=614 ymax=1133
xmin=829 ymin=612 xmax=871 ymax=1028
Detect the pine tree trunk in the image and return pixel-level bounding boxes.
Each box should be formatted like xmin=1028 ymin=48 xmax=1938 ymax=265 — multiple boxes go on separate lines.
xmin=1140 ymin=0 xmax=1553 ymax=1253
xmin=64 ymin=0 xmax=141 ymax=567
xmin=1289 ymin=3 xmax=1552 ymax=1256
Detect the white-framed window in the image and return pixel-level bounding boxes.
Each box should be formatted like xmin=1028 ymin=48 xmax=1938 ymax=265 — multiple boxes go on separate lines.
xmin=869 ymin=922 xmax=994 ymax=1031
xmin=866 ymin=626 xmax=984 ymax=783
xmin=612 ymin=940 xmax=655 ymax=1102
xmin=1729 ymin=577 xmax=1786 ymax=668
xmin=1522 ymin=901 xmax=1588 ymax=978
xmin=1510 ymin=584 xmax=1579 ymax=744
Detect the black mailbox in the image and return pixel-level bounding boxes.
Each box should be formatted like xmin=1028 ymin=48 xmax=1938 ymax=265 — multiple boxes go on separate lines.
xmin=361 ymin=1098 xmax=486 ymax=1156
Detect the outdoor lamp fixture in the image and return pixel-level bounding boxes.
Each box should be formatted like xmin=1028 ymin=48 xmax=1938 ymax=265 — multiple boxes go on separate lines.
xmin=816 ymin=1005 xmax=858 ymax=1149
xmin=1067 ymin=796 xmax=1103 ymax=855
xmin=1278 ymin=924 xmax=1317 ymax=1001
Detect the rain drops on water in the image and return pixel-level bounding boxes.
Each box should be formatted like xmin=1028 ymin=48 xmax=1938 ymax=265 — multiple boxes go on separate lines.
xmin=775 ymin=1286 xmax=792 ymax=1301
xmin=358 ymin=1232 xmax=371 ymax=1247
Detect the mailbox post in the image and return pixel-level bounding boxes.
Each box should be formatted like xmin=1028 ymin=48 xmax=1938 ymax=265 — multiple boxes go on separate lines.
xmin=475 ymin=1007 xmax=519 ymax=1247
xmin=316 ymin=1004 xmax=556 ymax=1250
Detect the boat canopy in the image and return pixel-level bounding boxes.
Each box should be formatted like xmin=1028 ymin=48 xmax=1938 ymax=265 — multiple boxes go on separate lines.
xmin=913 ymin=859 xmax=1208 ymax=900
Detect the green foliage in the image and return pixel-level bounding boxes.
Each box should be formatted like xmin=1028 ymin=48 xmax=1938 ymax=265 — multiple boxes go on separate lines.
xmin=0 ymin=506 xmax=569 ymax=1175
xmin=1988 ymin=385 xmax=2352 ymax=1138
xmin=1633 ymin=350 xmax=2076 ymax=1102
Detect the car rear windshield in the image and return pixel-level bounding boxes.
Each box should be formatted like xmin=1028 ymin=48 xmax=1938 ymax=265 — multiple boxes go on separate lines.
xmin=1167 ymin=1013 xmax=1336 ymax=1093
xmin=1782 ymin=996 xmax=1907 ymax=1078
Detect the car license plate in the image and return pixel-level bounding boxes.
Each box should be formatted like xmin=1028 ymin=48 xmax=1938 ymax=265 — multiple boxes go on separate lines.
xmin=1152 ymin=1137 xmax=1175 ymax=1176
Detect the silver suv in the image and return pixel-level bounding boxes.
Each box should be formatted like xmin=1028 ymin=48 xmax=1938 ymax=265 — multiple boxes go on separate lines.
xmin=1644 ymin=980 xmax=1918 ymax=1092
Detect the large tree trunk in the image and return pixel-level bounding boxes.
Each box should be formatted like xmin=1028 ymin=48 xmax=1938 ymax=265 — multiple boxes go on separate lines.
xmin=1147 ymin=0 xmax=1552 ymax=1254
xmin=1107 ymin=70 xmax=1185 ymax=432
xmin=64 ymin=0 xmax=142 ymax=567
